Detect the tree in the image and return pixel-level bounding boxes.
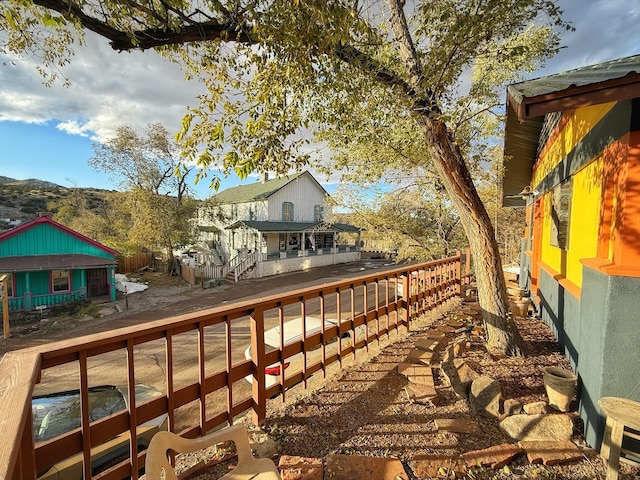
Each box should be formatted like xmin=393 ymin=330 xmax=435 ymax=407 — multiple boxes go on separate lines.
xmin=2 ymin=1 xmax=572 ymax=355
xmin=48 ymin=188 xmax=127 ymax=249
xmin=89 ymin=123 xmax=198 ymax=267
xmin=330 ymin=182 xmax=466 ymax=262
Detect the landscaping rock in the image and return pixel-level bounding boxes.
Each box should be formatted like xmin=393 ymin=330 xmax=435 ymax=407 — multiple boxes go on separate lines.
xmin=469 ymin=376 xmax=503 ymax=418
xmin=462 ymin=443 xmax=524 ymax=468
xmin=499 ymin=414 xmax=573 ymax=442
xmin=518 ymin=440 xmax=584 ymax=465
xmin=248 ymin=429 xmax=279 ymax=459
xmin=412 ymin=454 xmax=467 ymax=479
xmin=442 ymin=359 xmax=477 ymax=399
xmin=278 ymin=456 xmax=323 ymax=480
xmin=397 ymin=363 xmax=434 ymax=385
xmin=325 ymin=454 xmax=408 ymax=480
xmin=524 ymin=401 xmax=549 ymax=415
xmin=503 ymin=398 xmax=523 ymax=416
xmin=405 ymin=383 xmax=438 ymax=404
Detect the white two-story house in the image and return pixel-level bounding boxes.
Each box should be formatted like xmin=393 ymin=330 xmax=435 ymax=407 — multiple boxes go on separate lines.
xmin=196 ymin=171 xmax=361 ymax=278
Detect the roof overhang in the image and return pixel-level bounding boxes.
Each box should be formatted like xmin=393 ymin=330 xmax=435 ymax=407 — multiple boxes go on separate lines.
xmin=502 ymin=55 xmax=640 ymax=208
xmin=0 ymin=254 xmax=117 ymax=272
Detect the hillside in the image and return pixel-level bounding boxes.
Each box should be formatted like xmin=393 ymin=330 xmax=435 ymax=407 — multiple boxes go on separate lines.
xmin=0 ymin=176 xmax=112 ymax=231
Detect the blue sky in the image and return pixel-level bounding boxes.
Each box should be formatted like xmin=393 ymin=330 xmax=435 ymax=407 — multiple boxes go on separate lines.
xmin=1 ymin=0 xmax=639 ymax=199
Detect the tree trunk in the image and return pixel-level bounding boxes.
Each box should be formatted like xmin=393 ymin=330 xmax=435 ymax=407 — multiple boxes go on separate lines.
xmin=418 ymin=116 xmax=524 ymax=356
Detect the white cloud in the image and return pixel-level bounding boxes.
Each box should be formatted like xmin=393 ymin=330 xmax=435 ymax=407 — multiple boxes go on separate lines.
xmin=0 ymin=31 xmax=203 ymax=139
xmin=537 ymin=0 xmax=640 ymax=76
xmin=0 ymin=0 xmax=638 ymax=161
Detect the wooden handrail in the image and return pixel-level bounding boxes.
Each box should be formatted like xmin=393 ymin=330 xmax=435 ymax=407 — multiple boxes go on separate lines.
xmin=0 ymin=251 xmax=470 ymax=480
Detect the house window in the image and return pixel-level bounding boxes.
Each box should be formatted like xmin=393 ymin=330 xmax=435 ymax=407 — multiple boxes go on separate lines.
xmin=550 ymin=179 xmax=572 ymax=250
xmin=231 ymin=204 xmax=238 ymax=221
xmin=314 ymin=205 xmax=324 ymax=222
xmin=282 ymin=202 xmax=294 ymax=222
xmin=1 ymin=273 xmax=13 ymax=298
xmin=249 ymin=205 xmax=256 ymax=220
xmin=51 ymin=270 xmax=71 ymax=292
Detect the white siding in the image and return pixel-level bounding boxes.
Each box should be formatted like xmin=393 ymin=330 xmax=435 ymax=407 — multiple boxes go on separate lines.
xmin=267 ymin=174 xmax=327 ymax=221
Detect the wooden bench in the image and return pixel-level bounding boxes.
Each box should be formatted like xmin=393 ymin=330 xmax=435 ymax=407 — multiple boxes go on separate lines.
xmin=598 ymin=396 xmax=640 ymax=480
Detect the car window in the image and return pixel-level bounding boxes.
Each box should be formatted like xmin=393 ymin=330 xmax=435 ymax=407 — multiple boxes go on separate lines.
xmin=33 ymin=386 xmax=126 ymax=442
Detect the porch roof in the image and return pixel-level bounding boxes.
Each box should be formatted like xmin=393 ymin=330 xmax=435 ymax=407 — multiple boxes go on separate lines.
xmin=0 ymin=254 xmax=117 ymax=273
xmin=226 ymin=220 xmax=360 ymax=233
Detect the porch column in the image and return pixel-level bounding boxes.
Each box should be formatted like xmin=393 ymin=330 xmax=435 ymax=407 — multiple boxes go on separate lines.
xmin=108 ymin=266 xmax=116 ymax=301
xmin=79 ymin=269 xmax=86 ymax=298
xmin=24 ymin=272 xmax=32 ymax=311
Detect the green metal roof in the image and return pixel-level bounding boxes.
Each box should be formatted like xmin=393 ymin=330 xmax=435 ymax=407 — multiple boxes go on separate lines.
xmin=508 ymin=54 xmax=640 ymax=113
xmin=212 ymin=172 xmax=308 ymax=204
xmin=503 ymin=54 xmax=640 ymax=207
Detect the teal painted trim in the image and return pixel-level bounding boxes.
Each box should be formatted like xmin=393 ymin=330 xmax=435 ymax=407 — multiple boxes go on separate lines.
xmin=8 ymin=297 xmax=24 ymax=311
xmin=31 ymin=290 xmax=85 ymax=309
xmin=108 ymin=266 xmax=117 ymax=301
xmin=533 ymin=100 xmax=632 ymax=194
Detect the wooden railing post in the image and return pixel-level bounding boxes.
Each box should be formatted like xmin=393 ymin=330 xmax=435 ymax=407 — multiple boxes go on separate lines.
xmin=401 ymin=271 xmax=410 ymax=329
xmin=455 ymin=251 xmax=462 ymax=295
xmin=249 ymin=307 xmax=267 ymax=425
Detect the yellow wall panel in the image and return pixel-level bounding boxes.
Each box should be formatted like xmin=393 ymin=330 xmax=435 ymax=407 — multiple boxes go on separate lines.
xmin=539 ymin=158 xmax=602 ymax=288
xmin=566 ymin=158 xmax=602 ymax=286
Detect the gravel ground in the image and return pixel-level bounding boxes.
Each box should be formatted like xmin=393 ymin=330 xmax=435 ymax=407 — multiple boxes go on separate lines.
xmin=176 ymin=300 xmax=640 ymax=480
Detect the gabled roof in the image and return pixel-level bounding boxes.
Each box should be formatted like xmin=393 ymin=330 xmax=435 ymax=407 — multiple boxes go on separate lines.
xmin=503 ymin=54 xmax=640 ymax=207
xmin=212 ymin=171 xmax=327 ymax=204
xmin=0 ymin=216 xmax=120 ymax=257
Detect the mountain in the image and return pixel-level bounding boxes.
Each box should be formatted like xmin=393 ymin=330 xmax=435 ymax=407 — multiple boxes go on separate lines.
xmin=0 ymin=176 xmax=62 ymax=189
xmin=0 ymin=176 xmax=110 ymax=230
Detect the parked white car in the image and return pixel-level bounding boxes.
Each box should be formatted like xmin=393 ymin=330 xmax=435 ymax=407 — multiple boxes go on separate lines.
xmin=33 ymin=384 xmax=168 ymax=480
xmin=244 ymin=316 xmax=365 ymax=390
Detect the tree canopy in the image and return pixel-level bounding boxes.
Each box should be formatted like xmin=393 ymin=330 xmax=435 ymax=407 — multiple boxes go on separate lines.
xmin=1 ymin=0 xmax=572 ymax=355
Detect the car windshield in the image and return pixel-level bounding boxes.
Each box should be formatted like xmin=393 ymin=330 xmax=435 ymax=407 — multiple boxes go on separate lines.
xmin=32 ymin=386 xmax=127 ymax=442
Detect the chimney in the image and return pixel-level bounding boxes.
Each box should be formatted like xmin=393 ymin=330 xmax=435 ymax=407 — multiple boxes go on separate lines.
xmin=261 ymin=172 xmax=269 ymax=183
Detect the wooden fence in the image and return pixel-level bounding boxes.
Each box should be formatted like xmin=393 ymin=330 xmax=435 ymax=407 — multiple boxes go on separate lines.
xmin=117 ymin=252 xmax=154 ymax=273
xmin=179 ymin=261 xmax=223 ymax=285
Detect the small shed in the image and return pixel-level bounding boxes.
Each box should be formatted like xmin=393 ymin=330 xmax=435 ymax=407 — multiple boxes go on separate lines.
xmin=0 ymin=216 xmax=119 ymax=312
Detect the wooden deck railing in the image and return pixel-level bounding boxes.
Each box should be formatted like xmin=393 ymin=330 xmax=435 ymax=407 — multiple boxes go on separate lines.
xmin=0 ymin=251 xmax=471 ymax=480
